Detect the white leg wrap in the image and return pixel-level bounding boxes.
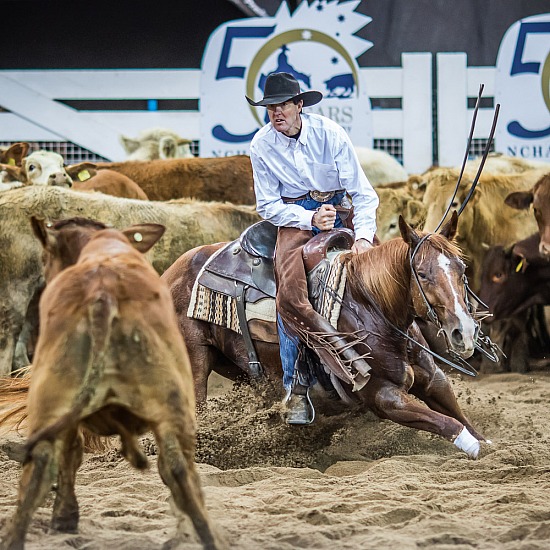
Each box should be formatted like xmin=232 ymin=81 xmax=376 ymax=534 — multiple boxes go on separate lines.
xmin=453 ymin=427 xmax=480 ymax=459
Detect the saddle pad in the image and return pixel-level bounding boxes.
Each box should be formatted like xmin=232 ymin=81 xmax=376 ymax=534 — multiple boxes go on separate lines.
xmin=187 ymin=252 xmax=347 ymax=334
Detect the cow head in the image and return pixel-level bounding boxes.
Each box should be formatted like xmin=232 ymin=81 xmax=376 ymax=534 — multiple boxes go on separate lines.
xmin=31 ymin=217 xmax=166 ymax=283
xmin=21 ymin=151 xmax=73 ymax=187
xmin=479 ymin=233 xmax=550 ymax=320
xmin=505 ymin=174 xmax=550 ymax=258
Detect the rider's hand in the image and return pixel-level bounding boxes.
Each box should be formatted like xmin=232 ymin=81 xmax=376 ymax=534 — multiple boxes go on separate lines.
xmin=352 ymin=238 xmax=374 ymax=254
xmin=312 ymin=204 xmax=337 ymax=231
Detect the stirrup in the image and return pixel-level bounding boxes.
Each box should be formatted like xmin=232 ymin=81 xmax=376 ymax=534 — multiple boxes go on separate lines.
xmin=283 ymin=388 xmax=315 ymax=425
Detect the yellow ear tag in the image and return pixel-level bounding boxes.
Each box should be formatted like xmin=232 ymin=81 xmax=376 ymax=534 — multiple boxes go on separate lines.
xmin=515 ymin=259 xmax=524 ymax=273
xmin=133 ymin=232 xmax=143 ymax=242
xmin=77 ymin=170 xmax=91 ymax=181
xmin=8 ymin=158 xmax=15 ymax=166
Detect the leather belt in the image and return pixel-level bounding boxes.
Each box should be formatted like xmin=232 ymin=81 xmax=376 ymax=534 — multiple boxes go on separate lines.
xmin=282 ymin=189 xmax=345 ymax=203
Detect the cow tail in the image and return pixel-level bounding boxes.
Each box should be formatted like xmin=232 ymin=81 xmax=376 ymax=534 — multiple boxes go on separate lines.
xmin=24 ymin=294 xmax=118 ymax=456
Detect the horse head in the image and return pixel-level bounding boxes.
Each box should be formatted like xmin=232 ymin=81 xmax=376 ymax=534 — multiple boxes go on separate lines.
xmin=399 ymin=211 xmax=478 ymax=359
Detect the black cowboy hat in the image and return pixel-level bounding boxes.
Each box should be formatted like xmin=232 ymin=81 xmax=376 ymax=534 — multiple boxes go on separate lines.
xmin=246 ymin=72 xmax=323 ymax=107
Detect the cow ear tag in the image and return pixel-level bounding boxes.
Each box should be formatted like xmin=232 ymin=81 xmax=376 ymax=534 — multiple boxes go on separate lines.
xmin=133 ymin=232 xmax=143 ymax=242
xmin=8 ymin=158 xmax=15 ymax=166
xmin=78 ymin=170 xmax=91 ymax=181
xmin=515 ymin=259 xmax=524 ymax=273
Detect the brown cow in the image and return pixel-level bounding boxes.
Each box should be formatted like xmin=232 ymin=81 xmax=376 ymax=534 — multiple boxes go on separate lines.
xmin=0 ymin=142 xmax=29 ymax=191
xmin=0 ymin=186 xmax=260 ymax=375
xmin=96 ymin=155 xmax=255 ymax=203
xmin=478 ymin=233 xmax=550 ymax=372
xmin=505 ymin=173 xmax=550 ymax=258
xmin=375 ymin=185 xmax=425 ymax=242
xmin=479 ymin=233 xmax=550 ymax=321
xmin=0 ymin=217 xmax=224 ymax=550
xmin=66 ymin=163 xmax=150 ymax=200
xmin=422 ymin=167 xmax=546 ymax=290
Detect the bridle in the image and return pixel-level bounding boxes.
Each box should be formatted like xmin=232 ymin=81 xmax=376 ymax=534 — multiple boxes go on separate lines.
xmin=408 ymin=233 xmax=501 ymax=376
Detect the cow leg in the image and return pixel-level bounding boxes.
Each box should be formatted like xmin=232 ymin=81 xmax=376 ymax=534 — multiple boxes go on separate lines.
xmin=361 ymin=375 xmax=480 ymax=458
xmin=50 ymin=428 xmax=83 ymax=533
xmin=2 ymin=439 xmax=56 ymax=550
xmin=154 ymin=424 xmax=224 ymax=550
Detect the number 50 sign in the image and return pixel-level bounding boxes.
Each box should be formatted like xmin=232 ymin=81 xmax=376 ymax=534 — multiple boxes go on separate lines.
xmin=495 ymin=13 xmax=550 ymax=159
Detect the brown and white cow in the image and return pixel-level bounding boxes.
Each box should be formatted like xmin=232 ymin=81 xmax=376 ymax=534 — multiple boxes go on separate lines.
xmin=505 ymin=173 xmax=550 ymax=258
xmin=0 ymin=151 xmax=149 ymax=200
xmin=97 ymin=155 xmax=255 ymax=204
xmin=0 ymin=217 xmax=224 ymax=550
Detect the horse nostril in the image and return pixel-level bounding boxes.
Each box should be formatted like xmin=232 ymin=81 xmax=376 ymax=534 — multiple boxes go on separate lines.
xmin=452 ymin=329 xmax=463 ymax=346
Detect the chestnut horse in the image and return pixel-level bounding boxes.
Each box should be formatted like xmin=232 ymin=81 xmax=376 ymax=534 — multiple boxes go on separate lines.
xmin=162 ymin=213 xmax=487 ymax=458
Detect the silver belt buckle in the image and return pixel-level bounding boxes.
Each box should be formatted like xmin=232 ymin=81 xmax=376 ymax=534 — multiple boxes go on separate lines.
xmin=310 ymin=190 xmax=336 ymax=202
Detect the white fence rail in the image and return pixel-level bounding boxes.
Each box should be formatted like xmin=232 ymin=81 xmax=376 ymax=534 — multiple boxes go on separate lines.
xmin=0 ymin=52 xmax=495 ymax=173
xmin=437 ymin=53 xmax=496 ymax=167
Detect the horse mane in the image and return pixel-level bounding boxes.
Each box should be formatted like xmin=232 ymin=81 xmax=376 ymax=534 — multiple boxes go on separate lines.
xmin=343 ymin=234 xmax=462 ymax=326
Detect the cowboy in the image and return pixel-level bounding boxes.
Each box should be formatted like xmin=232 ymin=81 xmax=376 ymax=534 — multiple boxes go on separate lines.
xmin=246 ymin=72 xmax=379 ymax=424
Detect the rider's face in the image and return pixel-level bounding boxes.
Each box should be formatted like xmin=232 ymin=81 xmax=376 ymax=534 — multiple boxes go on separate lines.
xmin=266 ymin=99 xmax=303 ymax=136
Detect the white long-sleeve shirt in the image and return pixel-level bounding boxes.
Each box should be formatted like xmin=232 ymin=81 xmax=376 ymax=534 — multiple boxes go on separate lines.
xmin=249 ymin=112 xmax=379 ymax=243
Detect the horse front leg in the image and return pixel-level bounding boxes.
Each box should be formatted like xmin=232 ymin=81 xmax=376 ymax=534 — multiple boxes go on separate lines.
xmin=407 ymin=323 xmax=486 ymax=442
xmin=361 ymin=373 xmax=481 ymax=459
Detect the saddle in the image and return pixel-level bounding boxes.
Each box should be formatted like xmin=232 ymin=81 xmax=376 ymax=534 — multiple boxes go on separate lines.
xmin=195 ymin=220 xmax=355 ymax=377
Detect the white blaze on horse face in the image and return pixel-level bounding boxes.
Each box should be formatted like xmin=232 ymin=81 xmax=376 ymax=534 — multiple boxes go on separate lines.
xmin=437 ymin=253 xmax=476 ymax=353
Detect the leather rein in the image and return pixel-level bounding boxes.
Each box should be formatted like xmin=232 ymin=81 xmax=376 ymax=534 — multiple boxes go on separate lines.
xmin=318 ymin=85 xmax=503 ymax=377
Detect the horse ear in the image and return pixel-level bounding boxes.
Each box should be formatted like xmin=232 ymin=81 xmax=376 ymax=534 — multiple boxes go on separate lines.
xmin=398 ymin=215 xmax=421 ymax=248
xmin=439 ymin=210 xmax=458 ymax=240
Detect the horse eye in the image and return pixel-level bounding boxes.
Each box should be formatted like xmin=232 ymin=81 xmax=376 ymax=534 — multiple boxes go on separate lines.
xmin=28 ymin=164 xmax=36 ymax=172
xmin=389 ymin=223 xmax=396 ymax=230
xmin=417 ymin=271 xmax=428 ymax=279
xmin=451 ymin=201 xmax=459 ymax=208
xmin=491 ymin=272 xmax=505 ymax=283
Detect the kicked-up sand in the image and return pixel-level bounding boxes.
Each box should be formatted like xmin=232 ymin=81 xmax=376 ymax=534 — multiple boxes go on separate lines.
xmin=1 ymin=370 xmax=550 ymax=549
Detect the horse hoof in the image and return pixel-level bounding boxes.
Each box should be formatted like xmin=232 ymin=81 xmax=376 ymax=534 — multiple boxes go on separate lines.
xmin=453 ymin=427 xmax=480 ymax=459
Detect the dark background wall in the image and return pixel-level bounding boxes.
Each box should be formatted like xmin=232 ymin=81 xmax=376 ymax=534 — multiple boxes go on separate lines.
xmin=0 ymin=0 xmax=548 ymax=69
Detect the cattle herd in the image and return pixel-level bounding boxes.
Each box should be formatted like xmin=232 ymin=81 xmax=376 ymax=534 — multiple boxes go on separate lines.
xmin=0 ymin=127 xmax=549 ymax=549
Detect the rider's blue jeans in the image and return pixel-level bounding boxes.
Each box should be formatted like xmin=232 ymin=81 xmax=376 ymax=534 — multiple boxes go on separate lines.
xmin=278 ymin=192 xmax=345 ymax=390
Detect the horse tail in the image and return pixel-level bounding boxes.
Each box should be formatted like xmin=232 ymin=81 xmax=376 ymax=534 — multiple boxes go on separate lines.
xmin=0 ymin=366 xmax=32 ymax=434
xmin=24 ymin=292 xmax=118 ymax=455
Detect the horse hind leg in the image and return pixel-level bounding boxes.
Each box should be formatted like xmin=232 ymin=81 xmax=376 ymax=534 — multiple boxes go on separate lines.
xmin=2 ymin=439 xmax=56 ymax=550
xmin=154 ymin=423 xmax=226 ymax=550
